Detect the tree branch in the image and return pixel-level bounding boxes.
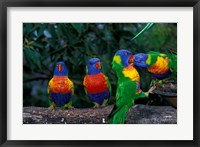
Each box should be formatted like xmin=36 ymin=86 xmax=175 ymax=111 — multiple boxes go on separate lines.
xmin=23 ymin=105 xmax=177 ymax=124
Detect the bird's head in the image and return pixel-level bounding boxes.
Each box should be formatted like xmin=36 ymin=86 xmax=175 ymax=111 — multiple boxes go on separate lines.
xmin=112 ymin=49 xmax=134 ymax=70
xmin=134 ymin=53 xmax=150 ymax=68
xmin=53 ymin=61 xmax=68 ymax=76
xmin=86 ymin=58 xmax=102 ymax=75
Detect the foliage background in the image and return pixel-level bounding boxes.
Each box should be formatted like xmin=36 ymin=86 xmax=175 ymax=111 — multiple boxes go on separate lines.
xmin=23 ymin=23 xmax=177 ymax=108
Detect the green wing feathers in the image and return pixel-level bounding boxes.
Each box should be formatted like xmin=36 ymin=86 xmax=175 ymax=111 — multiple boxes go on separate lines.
xmin=116 ymin=80 xmax=137 ymax=106
xmin=109 ymin=80 xmax=137 ymax=124
xmin=106 ymin=76 xmax=112 ymax=95
xmin=72 ymin=82 xmax=75 ymax=95
xmin=147 ymin=51 xmax=177 ymax=74
xmin=146 ymin=51 xmax=166 ymax=66
xmin=168 ymin=54 xmax=177 ymax=73
xmin=83 ymin=77 xmax=88 ymax=96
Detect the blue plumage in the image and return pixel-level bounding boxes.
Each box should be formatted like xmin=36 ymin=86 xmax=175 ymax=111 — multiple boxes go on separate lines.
xmin=88 ymin=90 xmax=110 ymax=105
xmin=87 ymin=58 xmax=101 ymax=75
xmin=153 ymin=70 xmax=171 ymax=80
xmin=134 ymin=53 xmax=150 ymax=68
xmin=50 ymin=92 xmax=72 ymax=107
xmin=54 ymin=61 xmax=68 ymax=76
xmin=115 ymin=49 xmax=132 ymax=67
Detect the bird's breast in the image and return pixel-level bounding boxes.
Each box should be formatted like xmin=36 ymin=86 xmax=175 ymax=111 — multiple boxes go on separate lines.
xmin=49 ymin=76 xmax=73 ymax=93
xmin=147 ymin=56 xmax=170 ymax=74
xmin=84 ymin=73 xmax=109 ymax=94
xmin=122 ymin=66 xmax=140 ymax=82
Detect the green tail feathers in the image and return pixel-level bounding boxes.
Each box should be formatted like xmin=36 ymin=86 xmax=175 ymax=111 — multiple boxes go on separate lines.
xmin=108 ymin=105 xmax=129 ymax=124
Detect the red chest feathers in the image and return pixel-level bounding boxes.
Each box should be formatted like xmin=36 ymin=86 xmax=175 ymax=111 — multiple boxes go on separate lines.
xmin=49 ymin=76 xmax=73 ymax=93
xmin=84 ymin=73 xmax=108 ymax=94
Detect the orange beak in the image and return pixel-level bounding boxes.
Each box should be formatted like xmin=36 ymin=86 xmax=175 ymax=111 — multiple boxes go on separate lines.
xmin=95 ymin=62 xmax=101 ymax=69
xmin=128 ymin=55 xmax=134 ymax=66
xmin=58 ymin=64 xmax=62 ymax=71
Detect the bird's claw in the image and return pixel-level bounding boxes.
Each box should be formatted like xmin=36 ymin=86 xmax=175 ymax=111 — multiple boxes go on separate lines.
xmin=48 ymin=106 xmax=56 ymax=113
xmin=148 ymin=86 xmax=156 ymax=94
xmin=64 ymin=103 xmax=74 ymax=109
xmin=93 ymin=105 xmax=99 ymax=108
xmin=68 ymin=106 xmax=74 ymax=109
xmin=93 ymin=103 xmax=100 ymax=108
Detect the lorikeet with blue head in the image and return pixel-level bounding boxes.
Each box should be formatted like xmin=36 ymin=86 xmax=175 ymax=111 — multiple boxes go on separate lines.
xmin=83 ymin=58 xmax=111 ymax=107
xmin=48 ymin=61 xmax=74 ymax=110
xmin=108 ymin=49 xmax=153 ymax=124
xmin=134 ymin=51 xmax=177 ymax=85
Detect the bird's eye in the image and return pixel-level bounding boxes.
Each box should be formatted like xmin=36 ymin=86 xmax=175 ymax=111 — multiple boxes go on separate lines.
xmin=125 ymin=52 xmax=128 ymax=55
xmin=95 ymin=62 xmax=101 ymax=69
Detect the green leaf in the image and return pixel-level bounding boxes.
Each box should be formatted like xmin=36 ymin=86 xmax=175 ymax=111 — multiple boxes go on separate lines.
xmin=131 ymin=23 xmax=154 ymax=40
xmin=71 ymin=23 xmax=82 ymax=35
xmin=37 ymin=24 xmax=46 ymax=37
xmin=57 ymin=24 xmax=62 ymax=39
xmin=24 ymin=48 xmax=41 ymax=70
xmin=62 ymin=25 xmax=80 ymax=45
xmin=24 ymin=24 xmax=40 ymax=36
xmin=49 ymin=25 xmax=57 ymax=38
xmin=32 ymin=42 xmax=44 ymax=49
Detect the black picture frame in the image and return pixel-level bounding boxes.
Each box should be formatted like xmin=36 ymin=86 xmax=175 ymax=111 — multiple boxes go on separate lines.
xmin=0 ymin=0 xmax=199 ymax=146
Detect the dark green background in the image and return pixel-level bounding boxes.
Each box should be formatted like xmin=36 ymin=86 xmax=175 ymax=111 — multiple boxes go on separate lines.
xmin=23 ymin=23 xmax=177 ymax=108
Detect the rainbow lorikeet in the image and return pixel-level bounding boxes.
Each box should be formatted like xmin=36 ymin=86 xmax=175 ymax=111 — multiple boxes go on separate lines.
xmin=134 ymin=51 xmax=177 ymax=81
xmin=48 ymin=61 xmax=74 ymax=110
xmin=108 ymin=49 xmax=152 ymax=124
xmin=83 ymin=58 xmax=111 ymax=107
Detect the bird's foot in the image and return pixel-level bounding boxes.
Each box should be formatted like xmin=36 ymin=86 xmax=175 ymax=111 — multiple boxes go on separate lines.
xmin=93 ymin=103 xmax=100 ymax=108
xmin=48 ymin=105 xmax=56 ymax=113
xmin=101 ymin=103 xmax=106 ymax=107
xmin=68 ymin=106 xmax=74 ymax=109
xmin=150 ymin=80 xmax=155 ymax=87
xmin=100 ymin=103 xmax=108 ymax=108
xmin=148 ymin=86 xmax=156 ymax=94
xmin=64 ymin=103 xmax=74 ymax=109
xmin=102 ymin=99 xmax=108 ymax=107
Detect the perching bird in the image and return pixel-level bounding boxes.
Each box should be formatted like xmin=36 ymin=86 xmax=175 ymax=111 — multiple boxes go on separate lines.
xmin=48 ymin=61 xmax=74 ymax=110
xmin=83 ymin=58 xmax=111 ymax=107
xmin=134 ymin=51 xmax=177 ymax=81
xmin=108 ymin=49 xmax=153 ymax=124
